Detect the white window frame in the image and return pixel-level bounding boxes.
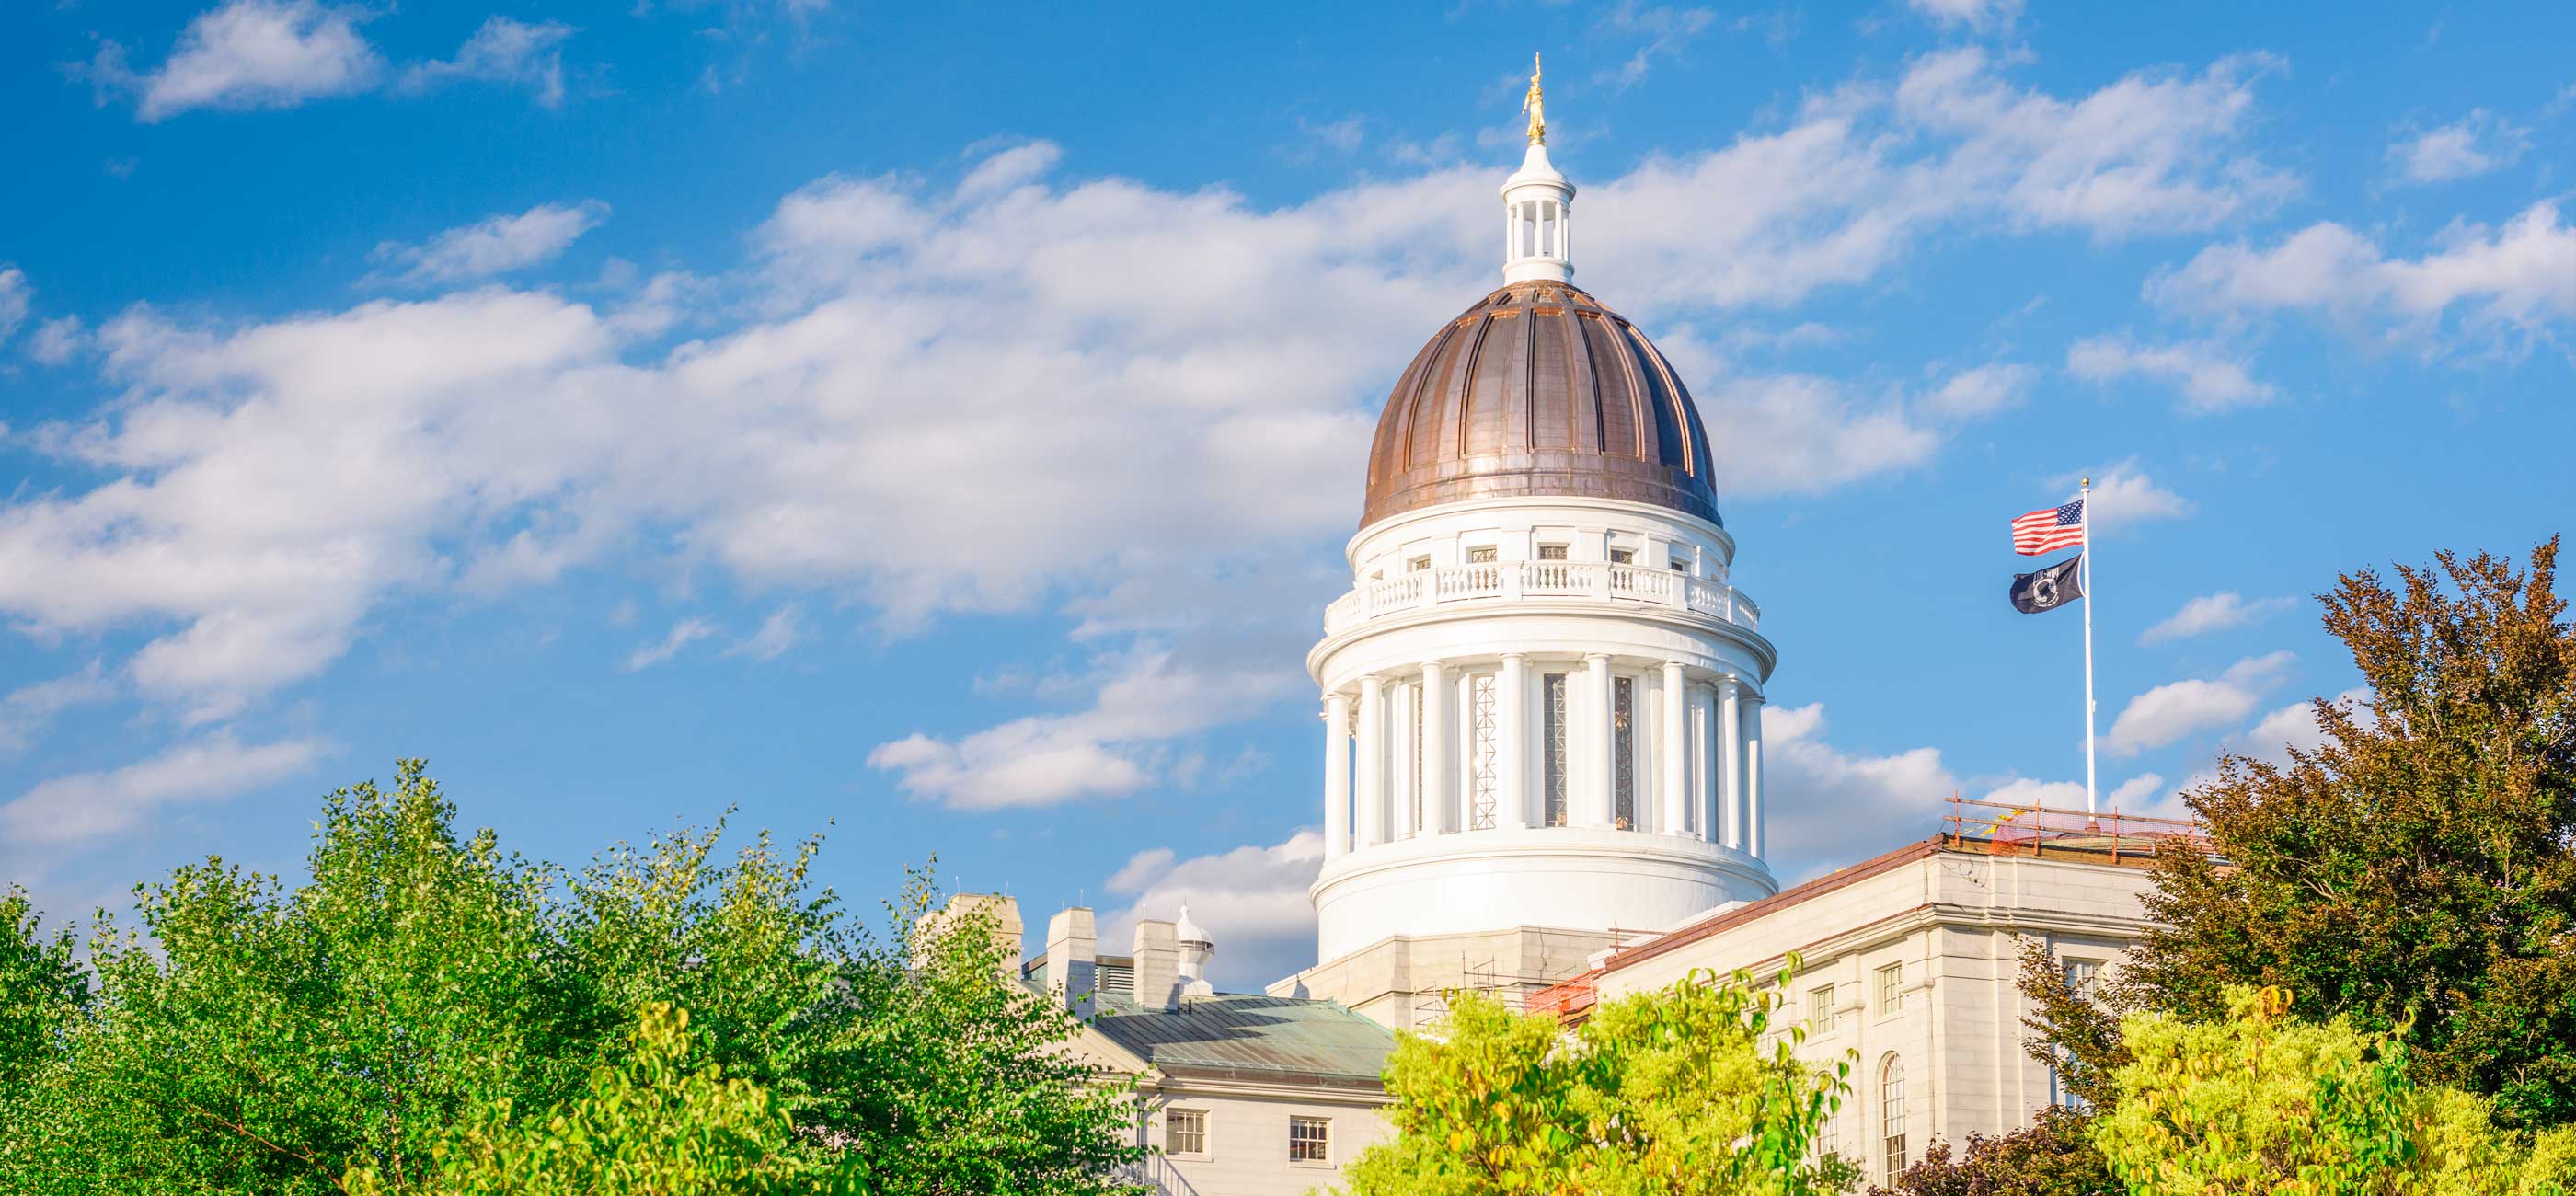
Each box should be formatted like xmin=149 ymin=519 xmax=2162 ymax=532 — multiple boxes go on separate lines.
xmin=1880 ymin=1053 xmax=1909 ymax=1179
xmin=1165 ymin=1107 xmax=1210 ymax=1158
xmin=1288 ymin=1115 xmax=1332 ymax=1167
xmin=1876 ymin=962 xmax=1903 ymax=1017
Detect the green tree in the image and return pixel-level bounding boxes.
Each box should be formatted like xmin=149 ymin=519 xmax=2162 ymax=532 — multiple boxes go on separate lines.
xmin=2028 ymin=541 xmax=2576 ymax=1128
xmin=1871 ymin=1106 xmax=2113 ymax=1196
xmin=1340 ymin=966 xmax=1857 ymax=1196
xmin=0 ymin=761 xmax=1143 ymax=1196
xmin=2092 ymin=985 xmax=2576 ymax=1195
xmin=343 ymin=1003 xmax=868 ymax=1196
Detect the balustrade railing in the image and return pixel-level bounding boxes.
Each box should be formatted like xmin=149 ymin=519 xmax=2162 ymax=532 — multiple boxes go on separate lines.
xmin=1322 ymin=561 xmax=1763 ymax=636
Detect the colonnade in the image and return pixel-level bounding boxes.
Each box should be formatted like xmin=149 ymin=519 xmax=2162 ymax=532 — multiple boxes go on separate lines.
xmin=1320 ymin=656 xmax=1765 ymax=862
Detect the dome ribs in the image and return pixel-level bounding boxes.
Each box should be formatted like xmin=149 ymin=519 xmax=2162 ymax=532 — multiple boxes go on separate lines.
xmin=1360 ymin=282 xmax=1721 ymax=529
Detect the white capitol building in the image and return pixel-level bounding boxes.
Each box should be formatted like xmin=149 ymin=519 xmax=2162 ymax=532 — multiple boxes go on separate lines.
xmin=946 ymin=86 xmax=2179 ymax=1195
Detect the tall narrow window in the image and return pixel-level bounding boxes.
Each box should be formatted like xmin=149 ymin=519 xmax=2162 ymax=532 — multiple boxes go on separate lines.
xmin=1880 ymin=1056 xmax=1909 ymax=1177
xmin=1543 ymin=673 xmax=1570 ymax=826
xmin=1810 ymin=984 xmax=1837 ymax=1032
xmin=1469 ymin=673 xmax=1499 ymax=829
xmin=1877 ymin=963 xmax=1903 ymax=1015
xmin=1612 ymin=676 xmax=1636 ymax=829
xmin=1409 ymin=683 xmax=1424 ymax=837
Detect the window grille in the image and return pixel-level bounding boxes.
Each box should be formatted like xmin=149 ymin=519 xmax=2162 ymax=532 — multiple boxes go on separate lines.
xmin=1877 ymin=963 xmax=1903 ymax=1014
xmin=1469 ymin=673 xmax=1498 ymax=829
xmin=1810 ymin=984 xmax=1837 ymax=1031
xmin=1880 ymin=1056 xmax=1908 ymax=1177
xmin=2063 ymin=959 xmax=2100 ymax=998
xmin=1167 ymin=1109 xmax=1207 ymax=1156
xmin=1612 ymin=676 xmax=1636 ymax=829
xmin=1610 ymin=548 xmax=1635 ymax=565
xmin=1467 ymin=546 xmax=1497 ymax=563
xmin=1289 ymin=1116 xmax=1330 ymax=1163
xmin=1543 ymin=673 xmax=1569 ymax=826
xmin=1538 ymin=544 xmax=1568 ymax=560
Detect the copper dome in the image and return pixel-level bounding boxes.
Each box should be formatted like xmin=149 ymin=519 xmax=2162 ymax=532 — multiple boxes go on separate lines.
xmin=1362 ymin=280 xmax=1719 ymax=530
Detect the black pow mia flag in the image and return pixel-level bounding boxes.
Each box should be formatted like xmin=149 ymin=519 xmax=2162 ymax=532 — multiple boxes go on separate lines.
xmin=2010 ymin=554 xmax=2086 ymax=615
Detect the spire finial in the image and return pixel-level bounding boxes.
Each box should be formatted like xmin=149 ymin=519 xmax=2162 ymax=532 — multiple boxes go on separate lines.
xmin=1522 ymin=53 xmax=1547 ymax=146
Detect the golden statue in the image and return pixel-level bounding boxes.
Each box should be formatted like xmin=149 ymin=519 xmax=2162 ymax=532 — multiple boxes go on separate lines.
xmin=1521 ymin=52 xmax=1547 ymax=146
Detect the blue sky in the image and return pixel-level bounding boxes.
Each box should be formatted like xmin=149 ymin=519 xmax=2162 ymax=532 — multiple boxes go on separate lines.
xmin=3 ymin=0 xmax=2571 ymax=985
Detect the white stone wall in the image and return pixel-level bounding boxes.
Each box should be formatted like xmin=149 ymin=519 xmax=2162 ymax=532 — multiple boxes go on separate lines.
xmin=1132 ymin=1085 xmax=1394 ymax=1196
xmin=1595 ymin=845 xmax=2158 ymax=1187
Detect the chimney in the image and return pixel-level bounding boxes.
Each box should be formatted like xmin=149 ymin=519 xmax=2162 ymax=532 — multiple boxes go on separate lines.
xmin=1132 ymin=919 xmax=1181 ymax=1012
xmin=915 ymin=893 xmax=1024 ymax=977
xmin=1045 ymin=906 xmax=1098 ymax=1018
xmin=1176 ymin=903 xmax=1216 ymax=997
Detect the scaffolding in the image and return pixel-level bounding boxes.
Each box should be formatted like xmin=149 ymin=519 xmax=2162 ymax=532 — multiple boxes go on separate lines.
xmin=1938 ymin=794 xmax=2206 ymax=860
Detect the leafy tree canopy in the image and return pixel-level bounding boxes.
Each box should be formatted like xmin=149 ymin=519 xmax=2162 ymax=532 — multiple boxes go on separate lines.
xmin=1340 ymin=964 xmax=1859 ymax=1196
xmin=1870 ymin=1106 xmax=2113 ymax=1196
xmin=2029 ymin=541 xmax=2576 ymax=1128
xmin=0 ymin=760 xmax=1140 ymax=1196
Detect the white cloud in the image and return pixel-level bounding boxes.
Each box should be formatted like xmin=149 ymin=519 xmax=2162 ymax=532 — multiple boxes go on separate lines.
xmin=2106 ymin=651 xmax=2294 ymax=755
xmin=1696 ymin=374 xmax=1944 ymax=495
xmin=0 ymin=663 xmax=120 ymax=755
xmin=2139 ymin=592 xmax=2296 ymax=644
xmin=626 ymin=617 xmax=716 ymax=671
xmin=400 ymin=16 xmax=578 ymax=107
xmin=131 ymin=0 xmax=382 ymax=121
xmin=1923 ymin=362 xmax=2037 ymax=418
xmin=1906 ymin=0 xmax=2023 ymax=30
xmin=1980 ymin=771 xmax=2162 ymax=812
xmin=369 ymin=201 xmax=609 ymax=285
xmin=1760 ymin=702 xmax=1957 ymax=879
xmin=2389 ymin=109 xmax=2531 ymax=184
xmin=27 ymin=316 xmax=86 ymax=365
xmin=2227 ymin=687 xmax=2370 ymax=766
xmin=2150 ymin=201 xmax=2576 ymax=344
xmin=1598 ymin=3 xmax=1717 ymax=89
xmin=0 ymin=733 xmax=326 ymax=846
xmin=725 ymin=604 xmax=801 ymax=661
xmin=0 ymin=269 xmax=28 ymax=343
xmin=1098 ymin=831 xmax=1325 ymax=988
xmin=867 ymin=648 xmax=1298 ymax=810
xmin=2052 ymin=459 xmax=2194 ymax=532
xmin=2066 ymin=335 xmax=2275 ymax=412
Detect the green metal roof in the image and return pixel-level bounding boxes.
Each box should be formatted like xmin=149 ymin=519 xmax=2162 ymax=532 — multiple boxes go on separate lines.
xmin=1087 ymin=992 xmax=1396 ymax=1085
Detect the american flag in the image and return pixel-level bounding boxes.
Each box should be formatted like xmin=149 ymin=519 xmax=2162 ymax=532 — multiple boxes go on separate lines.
xmin=2011 ymin=499 xmax=2086 ymax=556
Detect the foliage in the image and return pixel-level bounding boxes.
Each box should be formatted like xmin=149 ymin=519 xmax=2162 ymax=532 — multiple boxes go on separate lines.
xmin=1870 ymin=1107 xmax=2114 ymax=1196
xmin=2093 ymin=985 xmax=2576 ymax=1196
xmin=0 ymin=885 xmax=84 ymax=1087
xmin=0 ymin=760 xmax=1141 ymax=1196
xmin=342 ymin=1003 xmax=868 ymax=1196
xmin=1340 ymin=963 xmax=1857 ymax=1196
xmin=2030 ymin=541 xmax=2576 ymax=1129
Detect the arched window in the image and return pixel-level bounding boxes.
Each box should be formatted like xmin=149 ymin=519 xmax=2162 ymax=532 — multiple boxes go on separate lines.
xmin=1880 ymin=1053 xmax=1909 ymax=1178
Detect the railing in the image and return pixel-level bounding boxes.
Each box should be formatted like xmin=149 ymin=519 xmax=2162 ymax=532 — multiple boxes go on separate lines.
xmin=1323 ymin=561 xmax=1764 ymax=636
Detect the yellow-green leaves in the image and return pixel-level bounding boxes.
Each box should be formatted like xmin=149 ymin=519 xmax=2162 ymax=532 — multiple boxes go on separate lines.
xmin=1339 ymin=967 xmax=1856 ymax=1196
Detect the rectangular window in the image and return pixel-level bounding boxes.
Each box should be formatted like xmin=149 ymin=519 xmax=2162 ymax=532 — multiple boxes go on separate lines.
xmin=1883 ymin=1132 xmax=1909 ymax=1178
xmin=1810 ymin=984 xmax=1837 ymax=1031
xmin=1469 ymin=673 xmax=1499 ymax=830
xmin=1612 ymin=676 xmax=1636 ymax=829
xmin=1543 ymin=673 xmax=1570 ymax=826
xmin=1537 ymin=544 xmax=1568 ymax=560
xmin=1609 ymin=547 xmax=1635 ymax=565
xmin=1877 ymin=963 xmax=1903 ymax=1015
xmin=1467 ymin=546 xmax=1497 ymax=563
xmin=1670 ymin=556 xmax=1690 ymax=573
xmin=1289 ymin=1116 xmax=1330 ymax=1164
xmin=1817 ymin=1110 xmax=1839 ymax=1158
xmin=1408 ymin=556 xmax=1431 ymax=572
xmin=1167 ymin=1109 xmax=1207 ymax=1156
xmin=2063 ymin=959 xmax=2100 ymax=999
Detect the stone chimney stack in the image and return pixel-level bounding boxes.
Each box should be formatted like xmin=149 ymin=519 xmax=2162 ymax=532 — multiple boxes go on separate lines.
xmin=1045 ymin=906 xmax=1098 ymax=1018
xmin=915 ymin=893 xmax=1024 ymax=977
xmin=1176 ymin=903 xmax=1216 ymax=997
xmin=1131 ymin=919 xmax=1182 ymax=1012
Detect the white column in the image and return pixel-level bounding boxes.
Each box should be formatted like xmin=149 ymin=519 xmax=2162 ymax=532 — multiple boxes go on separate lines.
xmin=1420 ymin=661 xmax=1449 ymax=836
xmin=1393 ymin=684 xmax=1418 ymax=841
xmin=1660 ymin=662 xmax=1688 ymax=836
xmin=1498 ymin=653 xmax=1528 ymax=829
xmin=1719 ymin=675 xmax=1742 ymax=850
xmin=1583 ymin=653 xmax=1614 ymax=829
xmin=1745 ymin=694 xmax=1766 ymax=860
xmin=1323 ymin=692 xmax=1351 ymax=859
xmin=1694 ymin=683 xmax=1719 ymax=843
xmin=1355 ymin=674 xmax=1386 ymax=848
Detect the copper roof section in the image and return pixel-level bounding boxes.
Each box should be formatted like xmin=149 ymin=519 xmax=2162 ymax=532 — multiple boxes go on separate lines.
xmin=1362 ymin=280 xmax=1720 ymax=530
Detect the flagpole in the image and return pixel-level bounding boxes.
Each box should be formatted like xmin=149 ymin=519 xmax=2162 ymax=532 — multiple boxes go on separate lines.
xmin=2081 ymin=477 xmax=2097 ymax=814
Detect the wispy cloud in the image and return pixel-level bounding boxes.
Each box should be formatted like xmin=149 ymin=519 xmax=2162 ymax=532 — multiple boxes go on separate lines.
xmin=2388 ymin=109 xmax=2531 ymax=184
xmin=0 ymin=733 xmax=327 ymax=846
xmin=101 ymin=0 xmax=384 ymax=122
xmin=2066 ymin=335 xmax=2276 ymax=412
xmin=2108 ymin=651 xmax=2294 ymax=755
xmin=400 ymin=17 xmax=578 ymax=107
xmin=2140 ymin=592 xmax=2296 ymax=644
xmin=626 ymin=618 xmax=716 ymax=672
xmin=368 ymin=201 xmax=609 ymax=285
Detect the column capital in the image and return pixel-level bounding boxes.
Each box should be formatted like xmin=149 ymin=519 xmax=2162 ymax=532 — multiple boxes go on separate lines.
xmin=1581 ymin=651 xmax=1612 ymax=664
xmin=1500 ymin=650 xmax=1527 ymax=661
xmin=1420 ymin=658 xmax=1447 ymax=673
